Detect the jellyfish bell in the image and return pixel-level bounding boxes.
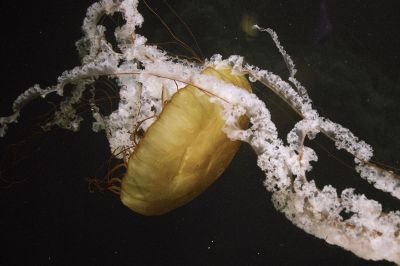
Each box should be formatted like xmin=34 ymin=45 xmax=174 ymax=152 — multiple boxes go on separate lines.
xmin=0 ymin=0 xmax=399 ymax=264
xmin=121 ymin=66 xmax=252 ymax=215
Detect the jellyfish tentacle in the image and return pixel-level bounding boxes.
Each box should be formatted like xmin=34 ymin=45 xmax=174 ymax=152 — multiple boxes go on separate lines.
xmin=161 ymin=0 xmax=205 ymax=60
xmin=142 ymin=0 xmax=203 ymax=63
xmin=205 ymin=53 xmax=400 ymax=263
xmin=1 ymin=0 xmax=399 ymax=263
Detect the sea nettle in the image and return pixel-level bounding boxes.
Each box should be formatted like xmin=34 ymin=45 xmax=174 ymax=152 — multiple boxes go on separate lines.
xmin=121 ymin=67 xmax=251 ymax=215
xmin=0 ymin=0 xmax=399 ymax=264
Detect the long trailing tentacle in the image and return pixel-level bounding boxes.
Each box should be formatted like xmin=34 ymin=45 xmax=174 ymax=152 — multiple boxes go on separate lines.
xmin=0 ymin=0 xmax=398 ymax=263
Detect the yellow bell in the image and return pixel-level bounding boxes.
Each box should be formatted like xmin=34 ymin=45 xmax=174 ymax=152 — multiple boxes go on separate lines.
xmin=121 ymin=67 xmax=252 ymax=215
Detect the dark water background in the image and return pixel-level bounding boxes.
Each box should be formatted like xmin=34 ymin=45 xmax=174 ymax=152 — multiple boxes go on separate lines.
xmin=0 ymin=0 xmax=399 ymax=265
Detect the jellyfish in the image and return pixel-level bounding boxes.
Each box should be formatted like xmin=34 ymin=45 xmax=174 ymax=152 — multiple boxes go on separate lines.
xmin=0 ymin=0 xmax=399 ymax=264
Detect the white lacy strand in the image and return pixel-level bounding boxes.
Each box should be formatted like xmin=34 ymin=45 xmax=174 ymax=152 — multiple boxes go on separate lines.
xmin=355 ymin=161 xmax=400 ymax=200
xmin=203 ymin=56 xmax=399 ymax=263
xmin=0 ymin=84 xmax=55 ymax=137
xmin=319 ymin=118 xmax=373 ymax=161
xmin=253 ymin=25 xmax=297 ymax=78
xmin=0 ymin=0 xmax=398 ymax=264
xmin=253 ymin=25 xmax=309 ymax=100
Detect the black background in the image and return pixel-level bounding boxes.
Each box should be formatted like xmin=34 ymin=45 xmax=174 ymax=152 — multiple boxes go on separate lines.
xmin=0 ymin=0 xmax=399 ymax=265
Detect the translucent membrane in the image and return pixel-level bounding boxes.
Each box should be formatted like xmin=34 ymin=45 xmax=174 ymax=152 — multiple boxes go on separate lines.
xmin=0 ymin=0 xmax=398 ymax=263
